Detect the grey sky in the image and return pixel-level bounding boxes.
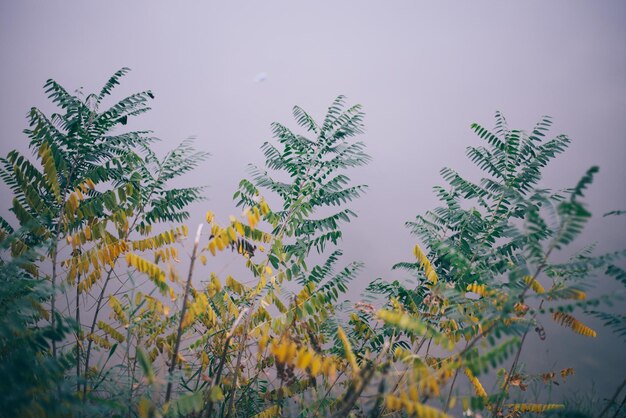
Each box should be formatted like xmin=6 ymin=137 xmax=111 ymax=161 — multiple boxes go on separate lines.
xmin=1 ymin=0 xmax=625 ymax=402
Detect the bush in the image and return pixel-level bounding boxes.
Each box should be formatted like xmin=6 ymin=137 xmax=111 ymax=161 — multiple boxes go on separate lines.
xmin=0 ymin=70 xmax=624 ymax=417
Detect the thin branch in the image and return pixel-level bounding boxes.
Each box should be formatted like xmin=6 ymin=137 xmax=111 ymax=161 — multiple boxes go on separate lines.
xmin=165 ymin=224 xmax=203 ymax=403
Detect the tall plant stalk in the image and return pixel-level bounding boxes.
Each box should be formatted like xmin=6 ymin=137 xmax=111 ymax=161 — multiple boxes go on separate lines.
xmin=165 ymin=224 xmax=203 ymax=403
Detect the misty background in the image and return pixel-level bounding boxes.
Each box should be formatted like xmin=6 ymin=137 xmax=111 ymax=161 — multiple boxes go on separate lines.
xmin=1 ymin=0 xmax=625 ymax=404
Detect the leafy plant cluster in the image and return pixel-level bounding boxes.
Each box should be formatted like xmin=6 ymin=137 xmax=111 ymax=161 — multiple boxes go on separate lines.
xmin=0 ymin=69 xmax=624 ymax=418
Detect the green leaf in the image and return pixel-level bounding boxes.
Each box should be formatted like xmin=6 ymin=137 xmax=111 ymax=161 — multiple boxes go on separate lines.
xmin=209 ymin=386 xmax=224 ymax=402
xmin=136 ymin=348 xmax=155 ymax=385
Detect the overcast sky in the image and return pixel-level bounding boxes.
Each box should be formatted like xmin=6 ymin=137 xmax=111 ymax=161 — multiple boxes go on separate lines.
xmin=1 ymin=0 xmax=625 ymax=402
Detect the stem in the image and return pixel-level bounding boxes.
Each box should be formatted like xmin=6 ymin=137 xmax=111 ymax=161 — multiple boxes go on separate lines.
xmin=612 ymin=393 xmax=626 ymax=418
xmin=598 ymin=378 xmax=626 ymax=418
xmin=488 ymin=207 xmax=570 ymax=416
xmin=124 ymin=296 xmax=136 ymax=418
xmin=368 ymin=365 xmax=390 ymax=418
xmin=83 ymin=266 xmax=115 ymax=399
xmin=329 ymin=335 xmax=390 ymax=418
xmin=129 ymin=342 xmax=139 ymax=418
xmin=82 ymin=166 xmax=163 ymax=396
xmin=165 ymin=224 xmax=203 ymax=403
xmin=493 ymin=266 xmax=550 ymax=416
xmin=312 ymin=370 xmax=346 ymax=418
xmin=330 ymin=363 xmax=376 ymax=418
xmin=203 ymin=308 xmax=249 ymax=418
xmin=76 ymin=271 xmax=81 ymax=392
xmin=224 ymin=331 xmax=248 ymax=418
xmin=50 ymin=220 xmax=63 ymax=358
xmin=444 ymin=342 xmax=468 ymax=412
xmin=50 ymin=160 xmax=77 ymax=359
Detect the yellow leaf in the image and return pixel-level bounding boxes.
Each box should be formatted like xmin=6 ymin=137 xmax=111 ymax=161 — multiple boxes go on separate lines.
xmin=234 ymin=221 xmax=244 ymax=236
xmin=310 ymin=356 xmax=321 ymax=376
xmin=552 ymin=312 xmax=596 ymax=337
xmin=413 ymin=244 xmax=438 ymax=284
xmin=260 ymin=200 xmax=270 ymax=215
xmin=337 ymin=326 xmax=359 ymax=376
xmin=296 ymin=348 xmax=313 ymax=370
xmin=524 ymin=275 xmax=545 ymax=294
xmin=506 ymin=403 xmax=565 ymax=413
xmin=465 ymin=368 xmax=488 ymax=400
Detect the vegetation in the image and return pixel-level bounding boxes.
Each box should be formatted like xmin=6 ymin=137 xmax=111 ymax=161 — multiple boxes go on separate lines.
xmin=0 ymin=69 xmax=624 ymax=417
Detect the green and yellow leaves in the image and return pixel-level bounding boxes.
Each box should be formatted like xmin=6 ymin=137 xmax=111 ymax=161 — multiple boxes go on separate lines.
xmin=465 ymin=368 xmax=488 ymax=401
xmin=136 ymin=347 xmax=155 ymax=385
xmin=109 ymin=296 xmax=128 ymax=325
xmin=38 ymin=142 xmax=61 ymax=203
xmin=337 ymin=326 xmax=359 ymax=376
xmin=4 ymin=74 xmax=622 ymax=418
xmin=240 ymin=96 xmax=369 ymax=271
xmin=132 ymin=227 xmax=187 ymax=252
xmin=269 ymin=337 xmax=338 ymax=380
xmin=97 ymin=320 xmax=125 ymax=343
xmin=252 ymin=405 xmax=281 ymax=418
xmin=180 ymin=289 xmax=218 ymax=330
xmin=505 ymin=403 xmax=564 ymax=413
xmin=552 ymin=312 xmax=597 ymax=338
xmin=125 ymin=253 xmax=168 ymax=294
xmin=523 ymin=275 xmax=545 ymax=294
xmin=413 ymin=244 xmax=439 ymax=285
xmin=385 ymin=395 xmax=451 ymax=418
xmin=378 ymin=309 xmax=430 ymax=336
xmin=378 ymin=308 xmax=456 ymax=350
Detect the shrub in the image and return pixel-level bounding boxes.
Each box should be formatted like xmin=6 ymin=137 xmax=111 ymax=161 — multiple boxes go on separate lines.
xmin=1 ymin=71 xmax=624 ymax=417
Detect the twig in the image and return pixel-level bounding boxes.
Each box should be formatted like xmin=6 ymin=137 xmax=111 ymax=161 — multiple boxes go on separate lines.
xmin=224 ymin=325 xmax=250 ymax=417
xmin=331 ymin=363 xmax=376 ymax=418
xmin=444 ymin=341 xmax=469 ymax=412
xmin=165 ymin=224 xmax=203 ymax=403
xmin=76 ymin=271 xmax=81 ymax=393
xmin=203 ymin=308 xmax=250 ymax=418
xmin=598 ymin=378 xmax=626 ymax=418
xmin=83 ymin=266 xmax=115 ymax=399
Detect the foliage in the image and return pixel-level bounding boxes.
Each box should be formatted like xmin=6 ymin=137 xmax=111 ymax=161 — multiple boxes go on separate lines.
xmin=0 ymin=71 xmax=624 ymax=418
xmin=0 ymin=69 xmax=206 ymax=416
xmin=0 ymin=236 xmax=79 ymax=417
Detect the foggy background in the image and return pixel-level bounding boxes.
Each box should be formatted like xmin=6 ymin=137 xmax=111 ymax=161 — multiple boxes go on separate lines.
xmin=1 ymin=0 xmax=625 ymax=405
